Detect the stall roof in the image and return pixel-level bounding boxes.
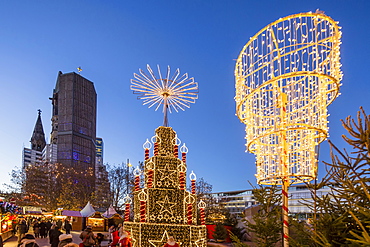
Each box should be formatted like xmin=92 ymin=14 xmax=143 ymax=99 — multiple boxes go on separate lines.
xmin=102 ymin=205 xmax=118 ymax=218
xmin=62 ymin=210 xmax=82 ymax=217
xmin=80 ymin=202 xmax=96 ymax=217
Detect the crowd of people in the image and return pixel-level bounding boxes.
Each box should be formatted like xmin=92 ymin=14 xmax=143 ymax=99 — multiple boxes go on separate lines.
xmin=12 ymin=218 xmax=179 ymax=247
xmin=14 ymin=218 xmax=77 ymax=247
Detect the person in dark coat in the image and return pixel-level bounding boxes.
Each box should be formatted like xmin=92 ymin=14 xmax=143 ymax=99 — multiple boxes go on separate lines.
xmin=45 ymin=221 xmax=52 ymax=235
xmin=79 ymin=226 xmax=96 ymax=247
xmin=95 ymin=233 xmax=104 ymax=247
xmin=56 ymin=220 xmax=63 ymax=229
xmin=49 ymin=226 xmax=63 ymax=247
xmin=39 ymin=221 xmax=47 ymax=238
xmin=17 ymin=220 xmax=28 ymax=243
xmin=64 ymin=221 xmax=72 ymax=234
xmin=17 ymin=234 xmax=39 ymax=247
xmin=58 ymin=234 xmax=73 ymax=247
xmin=33 ymin=222 xmax=40 ymax=238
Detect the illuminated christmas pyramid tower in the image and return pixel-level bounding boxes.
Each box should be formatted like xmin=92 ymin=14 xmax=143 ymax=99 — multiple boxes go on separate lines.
xmin=124 ymin=127 xmax=207 ymax=246
xmin=125 ymin=65 xmax=206 ymax=246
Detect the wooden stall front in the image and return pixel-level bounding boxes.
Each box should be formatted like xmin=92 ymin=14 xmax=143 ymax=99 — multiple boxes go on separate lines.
xmin=0 ymin=214 xmax=16 ymax=240
xmin=87 ymin=212 xmax=106 ymax=232
xmin=61 ymin=210 xmax=83 ymax=231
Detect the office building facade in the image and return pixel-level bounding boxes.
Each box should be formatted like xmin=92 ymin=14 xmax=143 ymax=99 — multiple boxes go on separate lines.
xmin=50 ymin=71 xmax=97 ymax=171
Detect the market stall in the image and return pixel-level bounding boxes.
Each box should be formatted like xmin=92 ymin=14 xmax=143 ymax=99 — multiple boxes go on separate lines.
xmin=62 ymin=210 xmax=83 ymax=231
xmin=87 ymin=212 xmax=105 ymax=231
xmin=0 ymin=213 xmax=16 ymax=240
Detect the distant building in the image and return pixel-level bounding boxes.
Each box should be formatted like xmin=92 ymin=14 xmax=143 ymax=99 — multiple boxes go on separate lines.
xmin=22 ymin=110 xmax=49 ymax=196
xmin=211 ymin=184 xmax=333 ymax=220
xmin=95 ymin=137 xmax=110 ymax=208
xmin=22 ymin=72 xmax=107 ymax=205
xmin=49 ymin=71 xmax=97 ymax=171
xmin=22 ymin=110 xmax=46 ymax=169
xmin=48 ymin=71 xmax=97 ymax=194
xmin=42 ymin=143 xmax=57 ymax=164
xmin=96 ymin=137 xmax=103 ymax=169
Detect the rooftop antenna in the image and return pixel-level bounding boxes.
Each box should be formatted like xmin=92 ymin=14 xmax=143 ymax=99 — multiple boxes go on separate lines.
xmin=130 ymin=64 xmax=198 ymax=127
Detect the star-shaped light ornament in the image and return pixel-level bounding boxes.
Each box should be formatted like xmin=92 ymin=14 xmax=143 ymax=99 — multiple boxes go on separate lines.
xmin=131 ymin=64 xmax=198 ymax=127
xmin=156 ymin=195 xmax=176 ymax=216
xmin=156 ymin=164 xmax=178 ymax=187
xmin=148 ymin=230 xmax=169 ymax=247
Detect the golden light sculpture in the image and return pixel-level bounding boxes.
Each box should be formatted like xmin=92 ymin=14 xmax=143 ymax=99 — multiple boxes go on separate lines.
xmin=130 ymin=65 xmax=198 ymax=127
xmin=124 ymin=127 xmax=207 ymax=247
xmin=128 ymin=67 xmax=206 ymax=246
xmin=235 ymin=12 xmax=342 ymax=245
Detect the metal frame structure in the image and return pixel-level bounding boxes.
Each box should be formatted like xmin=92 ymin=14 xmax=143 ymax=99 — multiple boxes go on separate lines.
xmin=235 ymin=12 xmax=342 ymax=246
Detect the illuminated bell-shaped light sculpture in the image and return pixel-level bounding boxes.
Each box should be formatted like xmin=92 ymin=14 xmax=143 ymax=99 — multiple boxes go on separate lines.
xmin=234 ymin=12 xmax=342 ymax=247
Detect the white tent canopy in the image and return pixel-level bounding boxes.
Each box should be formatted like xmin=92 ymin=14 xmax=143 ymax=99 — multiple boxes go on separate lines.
xmin=80 ymin=201 xmax=96 ymax=217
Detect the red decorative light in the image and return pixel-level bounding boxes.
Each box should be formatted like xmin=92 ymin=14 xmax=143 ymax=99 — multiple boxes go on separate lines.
xmin=140 ymin=201 xmax=146 ymax=222
xmin=174 ymin=145 xmax=178 ymax=158
xmin=147 ymin=169 xmax=153 ymax=188
xmin=145 ymin=149 xmax=149 ymax=160
xmin=154 ymin=142 xmax=158 ymax=156
xmin=179 ymin=172 xmax=185 ymax=190
xmin=125 ymin=203 xmax=130 ymax=222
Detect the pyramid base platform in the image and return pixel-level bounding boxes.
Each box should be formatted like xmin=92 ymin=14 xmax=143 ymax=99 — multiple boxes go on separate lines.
xmin=124 ymin=221 xmax=207 ymax=247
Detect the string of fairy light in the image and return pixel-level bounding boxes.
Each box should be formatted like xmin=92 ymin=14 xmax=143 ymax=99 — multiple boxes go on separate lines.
xmin=235 ymin=11 xmax=342 ymax=247
xmin=123 ymin=127 xmax=207 ymax=246
xmin=235 ymin=12 xmax=342 ymax=185
xmin=127 ymin=66 xmax=206 ymax=246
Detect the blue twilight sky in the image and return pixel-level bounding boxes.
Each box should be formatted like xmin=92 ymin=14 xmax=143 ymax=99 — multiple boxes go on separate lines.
xmin=0 ymin=0 xmax=369 ymax=193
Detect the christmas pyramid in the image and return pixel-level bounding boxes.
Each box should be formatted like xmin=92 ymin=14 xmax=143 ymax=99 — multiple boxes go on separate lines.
xmin=124 ymin=126 xmax=207 ymax=247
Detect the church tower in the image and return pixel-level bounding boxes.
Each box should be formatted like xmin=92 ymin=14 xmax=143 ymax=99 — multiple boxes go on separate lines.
xmin=23 ymin=110 xmax=46 ymax=169
xmin=30 ymin=109 xmax=46 ymax=152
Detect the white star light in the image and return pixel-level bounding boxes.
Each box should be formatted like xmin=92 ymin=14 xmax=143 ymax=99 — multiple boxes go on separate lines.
xmin=131 ymin=65 xmax=198 ymax=126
